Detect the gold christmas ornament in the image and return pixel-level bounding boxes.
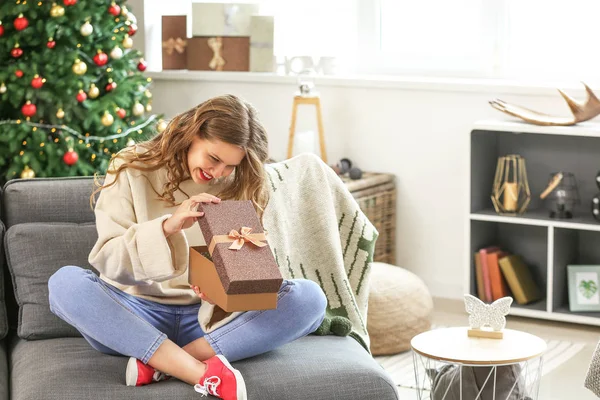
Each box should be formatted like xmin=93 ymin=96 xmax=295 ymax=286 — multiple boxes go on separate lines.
xmin=101 ymin=111 xmax=114 ymax=127
xmin=144 ymin=90 xmax=152 ymax=98
xmin=0 ymin=83 xmax=6 ymax=94
xmin=80 ymin=21 xmax=93 ymax=36
xmin=122 ymin=35 xmax=133 ymax=49
xmin=121 ymin=6 xmax=128 ymax=16
xmin=127 ymin=138 xmax=135 ymax=147
xmin=72 ymin=59 xmax=87 ymax=75
xmin=88 ymin=83 xmax=100 ymax=99
xmin=157 ymin=119 xmax=167 ymax=133
xmin=146 ymin=104 xmax=152 ymax=112
xmin=20 ymin=166 xmax=35 ymax=179
xmin=132 ymin=102 xmax=144 ymax=116
xmin=50 ymin=3 xmax=65 ymax=17
xmin=56 ymin=108 xmax=65 ymax=119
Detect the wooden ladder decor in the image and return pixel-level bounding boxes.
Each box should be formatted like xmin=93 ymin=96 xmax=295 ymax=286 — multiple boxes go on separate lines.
xmin=287 ymin=95 xmax=328 ymax=163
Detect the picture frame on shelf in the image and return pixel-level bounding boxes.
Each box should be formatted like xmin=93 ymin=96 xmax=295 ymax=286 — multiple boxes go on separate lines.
xmin=568 ymin=265 xmax=600 ymax=312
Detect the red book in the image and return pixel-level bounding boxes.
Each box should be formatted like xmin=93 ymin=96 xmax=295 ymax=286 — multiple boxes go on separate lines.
xmin=478 ymin=246 xmax=499 ymax=303
xmin=487 ymin=251 xmax=511 ymax=300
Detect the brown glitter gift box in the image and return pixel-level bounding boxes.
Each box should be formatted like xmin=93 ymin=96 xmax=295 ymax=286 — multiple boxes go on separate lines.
xmin=161 ymin=16 xmax=188 ymax=70
xmin=186 ymin=36 xmax=250 ymax=71
xmin=188 ymin=200 xmax=283 ymax=312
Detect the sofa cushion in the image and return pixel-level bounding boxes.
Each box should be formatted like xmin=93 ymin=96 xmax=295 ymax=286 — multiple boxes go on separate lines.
xmin=10 ymin=335 xmax=397 ymax=400
xmin=4 ymin=222 xmax=97 ymax=339
xmin=2 ymin=177 xmax=96 ymax=228
xmin=0 ymin=222 xmax=8 ymax=340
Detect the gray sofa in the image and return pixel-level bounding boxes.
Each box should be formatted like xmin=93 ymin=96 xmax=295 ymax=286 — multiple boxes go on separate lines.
xmin=0 ymin=177 xmax=398 ymax=399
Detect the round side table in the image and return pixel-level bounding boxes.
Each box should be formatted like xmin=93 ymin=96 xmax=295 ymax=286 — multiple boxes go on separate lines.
xmin=410 ymin=327 xmax=547 ymax=400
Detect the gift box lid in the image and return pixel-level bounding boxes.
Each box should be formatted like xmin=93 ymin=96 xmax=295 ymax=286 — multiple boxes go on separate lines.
xmin=196 ymin=200 xmax=282 ymax=294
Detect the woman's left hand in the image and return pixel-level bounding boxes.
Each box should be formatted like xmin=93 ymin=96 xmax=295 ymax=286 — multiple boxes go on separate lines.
xmin=190 ymin=285 xmax=215 ymax=305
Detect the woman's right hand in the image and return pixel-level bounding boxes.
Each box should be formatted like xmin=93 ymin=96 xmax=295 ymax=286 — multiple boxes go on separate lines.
xmin=162 ymin=193 xmax=221 ymax=237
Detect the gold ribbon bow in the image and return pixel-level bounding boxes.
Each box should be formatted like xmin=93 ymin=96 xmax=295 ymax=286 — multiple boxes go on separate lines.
xmin=162 ymin=37 xmax=187 ymax=55
xmin=208 ymin=226 xmax=267 ymax=254
xmin=207 ymin=37 xmax=226 ymax=71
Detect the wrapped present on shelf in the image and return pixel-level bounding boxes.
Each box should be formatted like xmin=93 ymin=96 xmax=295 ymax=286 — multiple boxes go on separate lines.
xmin=189 ymin=200 xmax=283 ymax=312
xmin=161 ymin=16 xmax=188 ymax=70
xmin=249 ymin=15 xmax=275 ymax=72
xmin=187 ymin=36 xmax=250 ymax=71
xmin=191 ymin=3 xmax=259 ymax=37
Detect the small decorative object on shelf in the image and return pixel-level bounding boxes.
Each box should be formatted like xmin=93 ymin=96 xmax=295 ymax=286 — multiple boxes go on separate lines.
xmin=491 ymin=154 xmax=531 ymax=215
xmin=489 ymin=82 xmax=600 ymax=126
xmin=591 ymin=171 xmax=600 ymax=221
xmin=567 ymin=265 xmax=600 ymax=312
xmin=287 ymin=71 xmax=327 ymax=163
xmin=540 ymin=172 xmax=580 ymax=219
xmin=330 ymin=158 xmax=363 ymax=180
xmin=465 ymin=294 xmax=512 ymax=339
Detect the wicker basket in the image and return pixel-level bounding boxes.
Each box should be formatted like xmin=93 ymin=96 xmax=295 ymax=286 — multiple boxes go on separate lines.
xmin=341 ymin=172 xmax=396 ymax=265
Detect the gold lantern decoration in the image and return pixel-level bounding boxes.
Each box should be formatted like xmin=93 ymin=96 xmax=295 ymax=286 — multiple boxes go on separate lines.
xmin=491 ymin=154 xmax=531 ymax=215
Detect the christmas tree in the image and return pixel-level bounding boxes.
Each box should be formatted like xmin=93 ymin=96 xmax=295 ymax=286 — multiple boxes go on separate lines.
xmin=0 ymin=0 xmax=166 ymax=183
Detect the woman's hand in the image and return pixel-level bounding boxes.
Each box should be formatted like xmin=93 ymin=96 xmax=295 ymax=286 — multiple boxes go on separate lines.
xmin=190 ymin=285 xmax=215 ymax=305
xmin=162 ymin=194 xmax=220 ymax=237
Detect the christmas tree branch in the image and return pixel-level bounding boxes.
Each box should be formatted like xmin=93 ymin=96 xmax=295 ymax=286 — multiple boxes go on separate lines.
xmin=0 ymin=115 xmax=158 ymax=142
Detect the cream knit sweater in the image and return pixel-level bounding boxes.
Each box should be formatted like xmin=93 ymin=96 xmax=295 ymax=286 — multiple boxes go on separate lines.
xmin=88 ymin=157 xmax=223 ymax=305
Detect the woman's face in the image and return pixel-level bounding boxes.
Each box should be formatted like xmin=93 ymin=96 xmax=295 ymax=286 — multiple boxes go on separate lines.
xmin=187 ymin=136 xmax=245 ymax=184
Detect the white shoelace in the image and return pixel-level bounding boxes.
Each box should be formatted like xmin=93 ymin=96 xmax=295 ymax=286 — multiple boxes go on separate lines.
xmin=194 ymin=376 xmax=221 ymax=397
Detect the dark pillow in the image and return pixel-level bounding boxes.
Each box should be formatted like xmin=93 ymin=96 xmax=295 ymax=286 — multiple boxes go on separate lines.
xmin=4 ymin=222 xmax=97 ymax=339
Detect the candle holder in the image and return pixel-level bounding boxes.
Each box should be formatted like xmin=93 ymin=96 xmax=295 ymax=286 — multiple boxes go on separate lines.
xmin=541 ymin=172 xmax=580 ymax=219
xmin=491 ymin=155 xmax=531 ymax=215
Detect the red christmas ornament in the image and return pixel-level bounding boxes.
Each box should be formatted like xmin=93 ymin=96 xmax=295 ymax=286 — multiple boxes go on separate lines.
xmin=137 ymin=59 xmax=147 ymax=72
xmin=116 ymin=108 xmax=126 ymax=119
xmin=76 ymin=90 xmax=87 ymax=102
xmin=105 ymin=81 xmax=117 ymax=91
xmin=11 ymin=47 xmax=23 ymax=58
xmin=63 ymin=149 xmax=79 ymax=166
xmin=128 ymin=23 xmax=137 ymax=36
xmin=108 ymin=3 xmax=121 ymax=16
xmin=21 ymin=101 xmax=37 ymax=117
xmin=63 ymin=0 xmax=77 ymax=5
xmin=93 ymin=51 xmax=108 ymax=66
xmin=15 ymin=70 xmax=23 ymax=78
xmin=31 ymin=75 xmax=44 ymax=89
xmin=14 ymin=14 xmax=29 ymax=31
xmin=47 ymin=39 xmax=56 ymax=49
xmin=0 ymin=24 xmax=4 ymax=37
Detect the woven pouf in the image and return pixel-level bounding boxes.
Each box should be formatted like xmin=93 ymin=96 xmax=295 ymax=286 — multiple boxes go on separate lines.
xmin=367 ymin=262 xmax=433 ymax=355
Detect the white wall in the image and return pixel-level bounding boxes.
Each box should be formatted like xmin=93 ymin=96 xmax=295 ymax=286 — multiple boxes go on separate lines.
xmin=147 ymin=75 xmax=577 ymax=299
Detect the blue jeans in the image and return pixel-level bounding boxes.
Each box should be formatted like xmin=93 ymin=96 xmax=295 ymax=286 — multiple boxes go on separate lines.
xmin=48 ymin=266 xmax=326 ymax=364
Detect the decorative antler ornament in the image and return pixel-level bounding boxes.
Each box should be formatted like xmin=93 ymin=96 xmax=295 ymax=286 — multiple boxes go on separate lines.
xmin=490 ymin=82 xmax=600 ymax=126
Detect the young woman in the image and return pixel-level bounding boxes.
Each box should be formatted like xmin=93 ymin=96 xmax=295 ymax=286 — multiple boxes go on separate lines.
xmin=48 ymin=95 xmax=327 ymax=400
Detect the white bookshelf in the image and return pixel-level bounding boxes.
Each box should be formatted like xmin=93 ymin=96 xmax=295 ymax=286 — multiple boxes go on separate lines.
xmin=467 ymin=119 xmax=600 ymax=326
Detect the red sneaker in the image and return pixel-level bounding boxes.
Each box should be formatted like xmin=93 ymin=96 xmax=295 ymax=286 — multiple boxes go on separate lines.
xmin=194 ymin=355 xmax=247 ymax=400
xmin=125 ymin=357 xmax=168 ymax=386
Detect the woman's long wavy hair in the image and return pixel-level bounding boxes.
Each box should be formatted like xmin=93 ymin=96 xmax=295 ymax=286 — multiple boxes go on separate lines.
xmin=90 ymin=94 xmax=270 ymax=217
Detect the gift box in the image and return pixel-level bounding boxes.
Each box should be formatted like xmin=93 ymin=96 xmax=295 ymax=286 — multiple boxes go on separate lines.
xmin=187 ymin=36 xmax=250 ymax=71
xmin=249 ymin=16 xmax=274 ymax=72
xmin=188 ymin=200 xmax=283 ymax=312
xmin=191 ymin=3 xmax=259 ymax=37
xmin=162 ymin=16 xmax=188 ymax=70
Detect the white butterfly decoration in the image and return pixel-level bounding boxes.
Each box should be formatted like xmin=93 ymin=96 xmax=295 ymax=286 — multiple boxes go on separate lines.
xmin=464 ymin=294 xmax=513 ymax=331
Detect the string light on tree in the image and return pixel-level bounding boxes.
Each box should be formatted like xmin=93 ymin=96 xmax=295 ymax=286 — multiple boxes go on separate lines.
xmin=80 ymin=20 xmax=93 ymax=36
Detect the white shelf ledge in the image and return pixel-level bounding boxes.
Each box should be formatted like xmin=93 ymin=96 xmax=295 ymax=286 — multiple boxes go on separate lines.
xmin=473 ymin=119 xmax=600 ymax=138
xmin=470 ymin=209 xmax=600 ymax=232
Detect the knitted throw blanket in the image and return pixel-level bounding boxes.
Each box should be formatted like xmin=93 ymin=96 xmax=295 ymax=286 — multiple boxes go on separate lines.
xmin=585 ymin=342 xmax=600 ymax=396
xmin=262 ymin=154 xmax=378 ymax=351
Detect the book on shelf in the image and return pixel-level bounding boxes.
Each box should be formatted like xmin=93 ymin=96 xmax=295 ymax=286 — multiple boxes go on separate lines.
xmin=478 ymin=246 xmax=499 ymax=302
xmin=487 ymin=250 xmax=511 ymax=300
xmin=474 ymin=252 xmax=485 ymax=301
xmin=499 ymin=255 xmax=542 ymax=305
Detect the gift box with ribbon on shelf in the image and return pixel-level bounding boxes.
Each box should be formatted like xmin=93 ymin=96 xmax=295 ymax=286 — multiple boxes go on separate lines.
xmin=186 ymin=36 xmax=250 ymax=71
xmin=161 ymin=16 xmax=187 ymax=70
xmin=189 ymin=200 xmax=283 ymax=312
